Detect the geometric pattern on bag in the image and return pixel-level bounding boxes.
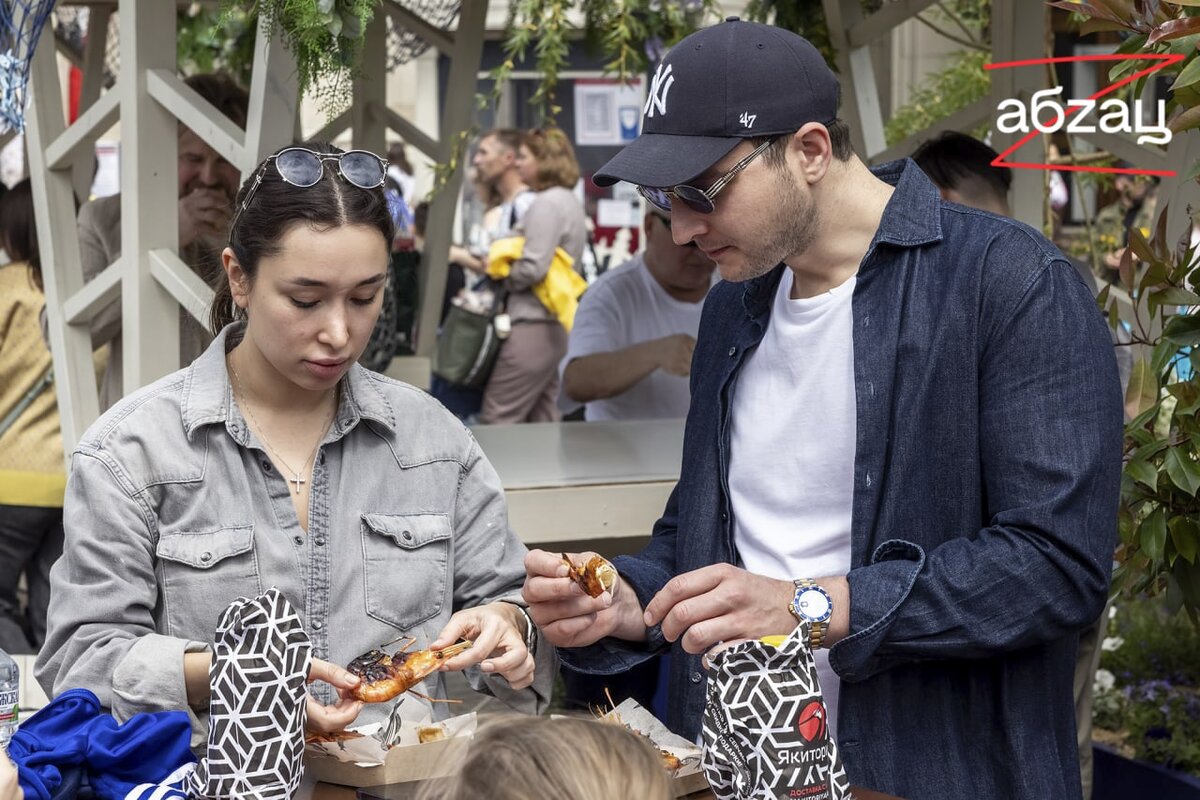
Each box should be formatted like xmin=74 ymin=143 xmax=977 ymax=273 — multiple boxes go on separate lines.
xmin=184 ymin=587 xmax=313 ymax=800
xmin=701 ymin=622 xmax=851 ymax=800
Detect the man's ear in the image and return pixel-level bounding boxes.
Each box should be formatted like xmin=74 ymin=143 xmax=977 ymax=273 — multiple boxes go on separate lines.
xmin=793 ymin=123 xmax=835 ymax=184
xmin=221 ymin=247 xmax=251 ymax=310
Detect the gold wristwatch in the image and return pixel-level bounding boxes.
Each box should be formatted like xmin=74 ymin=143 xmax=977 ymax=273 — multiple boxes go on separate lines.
xmin=788 ymin=579 xmax=833 ymax=650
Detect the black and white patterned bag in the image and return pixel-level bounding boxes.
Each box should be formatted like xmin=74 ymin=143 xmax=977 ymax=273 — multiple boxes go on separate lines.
xmin=185 ymin=588 xmax=312 ymax=799
xmin=701 ymin=624 xmax=850 ymax=800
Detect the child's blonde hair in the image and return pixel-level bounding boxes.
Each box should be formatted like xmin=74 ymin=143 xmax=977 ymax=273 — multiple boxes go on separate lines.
xmin=417 ymin=714 xmax=674 ymax=800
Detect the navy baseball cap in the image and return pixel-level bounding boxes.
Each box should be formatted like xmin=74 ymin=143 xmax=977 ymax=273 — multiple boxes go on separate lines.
xmin=594 ymin=18 xmax=840 ymax=189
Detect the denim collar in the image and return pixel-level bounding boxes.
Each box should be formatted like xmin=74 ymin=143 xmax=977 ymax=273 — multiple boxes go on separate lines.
xmin=741 ymin=158 xmax=943 ymax=319
xmin=181 ymin=321 xmax=396 ymax=441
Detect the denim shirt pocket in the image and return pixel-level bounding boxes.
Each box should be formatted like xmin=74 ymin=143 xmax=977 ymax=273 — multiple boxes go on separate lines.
xmin=155 ymin=524 xmax=261 ymax=639
xmin=361 ymin=513 xmax=452 ymax=631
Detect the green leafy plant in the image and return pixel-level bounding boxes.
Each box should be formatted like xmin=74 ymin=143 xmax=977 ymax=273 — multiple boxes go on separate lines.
xmin=1095 ymin=212 xmax=1200 ymax=622
xmin=217 ymin=0 xmax=378 ymax=114
xmin=1048 ymin=0 xmax=1200 ymax=140
xmin=177 ymin=5 xmax=258 ymax=88
xmin=885 ymin=50 xmax=992 ymax=145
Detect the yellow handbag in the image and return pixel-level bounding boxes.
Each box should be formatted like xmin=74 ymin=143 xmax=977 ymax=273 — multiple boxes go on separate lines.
xmin=486 ymin=236 xmax=588 ymax=331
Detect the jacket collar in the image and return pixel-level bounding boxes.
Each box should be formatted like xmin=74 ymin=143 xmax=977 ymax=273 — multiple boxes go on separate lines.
xmin=741 ymin=158 xmax=944 ymax=319
xmin=180 ymin=321 xmax=397 ymax=441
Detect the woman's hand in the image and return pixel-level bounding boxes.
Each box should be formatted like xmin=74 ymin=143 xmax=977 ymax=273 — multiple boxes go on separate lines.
xmin=430 ymin=603 xmax=536 ymax=690
xmin=0 ymin=750 xmax=22 ymax=800
xmin=305 ymin=658 xmax=364 ymax=734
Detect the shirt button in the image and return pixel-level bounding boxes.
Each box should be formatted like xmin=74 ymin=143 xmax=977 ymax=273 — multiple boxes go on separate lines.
xmin=401 ymin=530 xmax=413 ymax=541
xmin=261 ymin=459 xmax=273 ymax=472
xmin=720 ymin=511 xmax=728 ymax=522
xmin=728 ymin=346 xmax=736 ymax=357
xmin=311 ymin=620 xmax=324 ymax=630
xmin=293 ymin=535 xmax=304 ymax=546
xmin=200 ymin=552 xmax=212 ymax=563
xmin=315 ymin=537 xmax=326 ymax=546
xmin=691 ymin=671 xmax=703 ymax=683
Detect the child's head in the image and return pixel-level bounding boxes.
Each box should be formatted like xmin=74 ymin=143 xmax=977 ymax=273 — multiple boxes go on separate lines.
xmin=418 ymin=715 xmax=674 ymax=800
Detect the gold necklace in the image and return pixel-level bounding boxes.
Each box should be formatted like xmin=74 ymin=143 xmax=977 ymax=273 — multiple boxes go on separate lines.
xmin=227 ymin=355 xmax=336 ymax=494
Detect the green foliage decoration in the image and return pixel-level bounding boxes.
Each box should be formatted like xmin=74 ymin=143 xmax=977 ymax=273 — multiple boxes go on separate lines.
xmin=215 ymin=0 xmax=379 ymax=114
xmin=178 ymin=5 xmax=257 ymax=89
xmin=1094 ymin=212 xmax=1200 ymax=624
xmin=885 ymin=50 xmax=992 ymax=145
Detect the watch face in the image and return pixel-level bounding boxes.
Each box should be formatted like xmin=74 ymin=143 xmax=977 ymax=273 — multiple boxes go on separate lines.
xmin=796 ymin=588 xmax=831 ymax=622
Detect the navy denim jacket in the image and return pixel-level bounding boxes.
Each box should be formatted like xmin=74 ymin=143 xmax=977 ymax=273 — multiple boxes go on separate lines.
xmin=561 ymin=160 xmax=1123 ymax=799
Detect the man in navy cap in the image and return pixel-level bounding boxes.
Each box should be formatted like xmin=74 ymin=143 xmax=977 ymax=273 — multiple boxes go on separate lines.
xmin=523 ymin=18 xmax=1122 ymax=800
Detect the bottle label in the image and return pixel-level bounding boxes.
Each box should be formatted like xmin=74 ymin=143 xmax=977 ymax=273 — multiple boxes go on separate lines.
xmin=0 ymin=688 xmax=17 ymax=724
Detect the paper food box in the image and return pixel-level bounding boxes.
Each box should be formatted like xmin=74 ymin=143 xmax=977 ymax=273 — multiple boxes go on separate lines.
xmin=304 ymin=711 xmax=476 ymax=788
xmin=597 ymin=697 xmax=708 ymax=797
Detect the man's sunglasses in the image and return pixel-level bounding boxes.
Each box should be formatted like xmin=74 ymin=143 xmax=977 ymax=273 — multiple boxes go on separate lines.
xmin=229 ymin=147 xmax=388 ymax=234
xmin=637 ymin=138 xmax=775 ymax=215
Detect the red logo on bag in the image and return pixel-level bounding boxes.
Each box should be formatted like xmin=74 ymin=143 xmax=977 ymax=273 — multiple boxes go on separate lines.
xmin=797 ymin=700 xmax=827 ymax=743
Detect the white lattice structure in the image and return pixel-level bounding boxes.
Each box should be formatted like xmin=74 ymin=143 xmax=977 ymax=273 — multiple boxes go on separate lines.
xmin=26 ymin=1 xmax=486 ymax=452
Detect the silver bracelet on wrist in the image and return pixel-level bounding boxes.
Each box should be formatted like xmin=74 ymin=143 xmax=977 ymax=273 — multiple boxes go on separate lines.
xmin=498 ymin=599 xmax=537 ymax=658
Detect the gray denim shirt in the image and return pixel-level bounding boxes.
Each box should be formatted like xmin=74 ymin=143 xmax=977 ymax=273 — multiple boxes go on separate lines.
xmin=36 ymin=323 xmax=553 ymax=744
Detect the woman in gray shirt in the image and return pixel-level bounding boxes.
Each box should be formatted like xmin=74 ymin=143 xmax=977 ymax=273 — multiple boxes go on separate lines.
xmin=36 ymin=144 xmax=553 ymax=744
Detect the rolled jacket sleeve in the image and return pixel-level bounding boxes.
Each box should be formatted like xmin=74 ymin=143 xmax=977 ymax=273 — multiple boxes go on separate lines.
xmin=830 ymin=257 xmax=1124 ymax=682
xmin=36 ymin=449 xmax=210 ymax=734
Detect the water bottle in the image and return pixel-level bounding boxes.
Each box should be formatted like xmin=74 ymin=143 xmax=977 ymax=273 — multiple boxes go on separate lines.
xmin=0 ymin=647 xmax=18 ymax=752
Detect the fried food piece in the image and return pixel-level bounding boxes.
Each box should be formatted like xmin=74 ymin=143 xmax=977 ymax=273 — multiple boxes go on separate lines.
xmin=418 ymin=723 xmax=448 ymax=743
xmin=561 ymin=553 xmax=618 ymax=597
xmin=347 ymin=639 xmax=473 ymax=703
xmin=660 ymin=749 xmax=682 ymax=773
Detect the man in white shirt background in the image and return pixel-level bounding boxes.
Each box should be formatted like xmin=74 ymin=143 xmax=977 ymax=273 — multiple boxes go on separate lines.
xmin=561 ymin=209 xmax=716 ymax=421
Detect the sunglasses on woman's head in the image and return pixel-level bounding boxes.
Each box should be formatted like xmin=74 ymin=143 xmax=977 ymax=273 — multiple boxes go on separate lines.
xmin=637 ymin=138 xmax=775 ymax=215
xmin=229 ymin=147 xmax=388 ymax=235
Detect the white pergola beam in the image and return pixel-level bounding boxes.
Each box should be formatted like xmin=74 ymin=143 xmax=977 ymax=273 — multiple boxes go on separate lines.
xmin=368 ymin=100 xmax=438 ymax=160
xmin=990 ymin=0 xmax=1045 ymax=228
xmin=27 ymin=29 xmax=102 ymax=447
xmin=46 ymin=90 xmax=119 ymax=170
xmin=146 ymin=68 xmax=251 ymax=170
xmin=310 ymin=109 xmax=352 ymax=144
xmin=243 ymin=22 xmax=300 ymax=163
xmin=1072 ymin=130 xmax=1170 ymax=171
xmin=872 ymin=97 xmax=992 ymax=164
xmin=150 ymin=249 xmax=216 ymax=331
xmin=849 ymin=0 xmax=940 ymax=48
xmin=824 ymin=0 xmax=888 ymax=159
xmin=413 ymin=0 xmax=488 ymax=362
xmin=63 ymin=260 xmax=121 ymax=325
xmin=119 ymin=3 xmax=184 ymax=395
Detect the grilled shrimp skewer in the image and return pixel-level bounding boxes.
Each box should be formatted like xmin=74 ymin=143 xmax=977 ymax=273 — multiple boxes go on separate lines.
xmin=347 ymin=638 xmax=473 ymax=704
xmin=562 ymin=552 xmax=618 ymax=597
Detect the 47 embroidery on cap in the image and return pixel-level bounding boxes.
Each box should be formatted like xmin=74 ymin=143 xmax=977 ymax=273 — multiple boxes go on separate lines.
xmin=739 ymin=112 xmax=757 ymax=128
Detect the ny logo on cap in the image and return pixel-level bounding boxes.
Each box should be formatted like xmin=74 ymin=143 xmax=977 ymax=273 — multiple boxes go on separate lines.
xmin=644 ymin=62 xmax=675 ymax=119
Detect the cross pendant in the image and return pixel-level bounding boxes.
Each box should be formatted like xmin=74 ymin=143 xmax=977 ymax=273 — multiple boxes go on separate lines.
xmin=289 ymin=473 xmax=305 ymax=493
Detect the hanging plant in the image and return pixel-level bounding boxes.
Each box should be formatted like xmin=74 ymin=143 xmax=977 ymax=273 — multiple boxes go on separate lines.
xmin=220 ymin=0 xmax=379 ymax=115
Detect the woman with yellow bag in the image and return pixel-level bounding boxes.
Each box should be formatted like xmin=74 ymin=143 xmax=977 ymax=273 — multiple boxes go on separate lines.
xmin=479 ymin=128 xmax=588 ymax=424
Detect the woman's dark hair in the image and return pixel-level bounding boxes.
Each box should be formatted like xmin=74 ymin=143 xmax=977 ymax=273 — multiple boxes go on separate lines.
xmin=211 ymin=141 xmax=395 ymax=332
xmin=0 ymin=179 xmax=42 ymax=291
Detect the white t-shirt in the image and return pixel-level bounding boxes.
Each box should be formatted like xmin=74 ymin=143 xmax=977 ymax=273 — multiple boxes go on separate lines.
xmin=561 ymin=254 xmax=708 ymax=421
xmin=729 ymin=269 xmax=857 ymax=740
